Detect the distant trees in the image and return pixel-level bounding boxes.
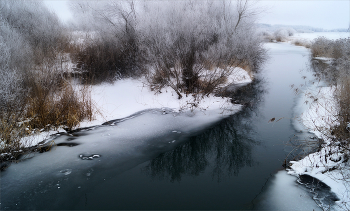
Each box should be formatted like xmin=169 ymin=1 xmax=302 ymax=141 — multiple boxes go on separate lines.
xmin=70 ymin=0 xmax=266 ymax=97
xmin=258 ymin=27 xmax=297 ymax=42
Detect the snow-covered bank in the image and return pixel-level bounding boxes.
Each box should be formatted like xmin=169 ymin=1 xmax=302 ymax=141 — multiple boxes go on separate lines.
xmin=79 ymin=67 xmax=251 ymax=127
xmin=19 ymin=67 xmax=251 ymax=147
xmin=289 ymin=84 xmax=350 ymax=210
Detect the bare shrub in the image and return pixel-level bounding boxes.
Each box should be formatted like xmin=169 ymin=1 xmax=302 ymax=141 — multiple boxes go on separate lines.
xmin=258 ymin=30 xmax=274 ymax=42
xmin=69 ymin=1 xmax=144 ymax=83
xmin=310 ymin=37 xmax=333 ymax=58
xmin=71 ymin=34 xmax=143 ymax=84
xmin=25 ymin=80 xmax=93 ymax=130
xmin=292 ymin=39 xmax=311 ymax=48
xmin=274 ymin=28 xmax=290 ymax=42
xmin=138 ymin=1 xmax=265 ymax=98
xmin=0 ymin=0 xmax=95 ymax=159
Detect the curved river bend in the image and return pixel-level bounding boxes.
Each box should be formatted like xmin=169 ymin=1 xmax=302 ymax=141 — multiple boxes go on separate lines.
xmin=1 ymin=43 xmax=333 ymax=210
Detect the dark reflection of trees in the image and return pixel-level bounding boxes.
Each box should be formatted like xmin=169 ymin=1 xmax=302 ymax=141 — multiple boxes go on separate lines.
xmin=143 ymin=77 xmax=266 ymax=182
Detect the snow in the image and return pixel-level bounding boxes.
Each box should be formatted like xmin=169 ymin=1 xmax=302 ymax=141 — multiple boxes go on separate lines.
xmin=313 ymin=57 xmax=334 ymax=64
xmin=297 ymin=86 xmax=338 ymax=139
xmin=19 ymin=128 xmax=66 ymax=147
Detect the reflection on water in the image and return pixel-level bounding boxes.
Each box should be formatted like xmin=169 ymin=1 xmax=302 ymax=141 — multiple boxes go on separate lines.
xmin=144 ymin=78 xmax=266 ymax=182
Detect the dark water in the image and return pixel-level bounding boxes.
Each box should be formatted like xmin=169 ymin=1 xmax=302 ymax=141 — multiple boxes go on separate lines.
xmin=0 ymin=43 xmax=333 ymax=210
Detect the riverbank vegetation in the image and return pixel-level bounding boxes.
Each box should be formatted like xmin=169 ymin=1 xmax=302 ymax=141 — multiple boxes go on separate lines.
xmin=259 ymin=27 xmax=312 ymax=49
xmin=308 ymin=37 xmax=350 ymax=150
xmin=0 ymin=0 xmax=93 ymax=161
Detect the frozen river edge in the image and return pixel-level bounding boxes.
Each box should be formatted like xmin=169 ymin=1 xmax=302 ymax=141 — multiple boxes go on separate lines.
xmin=288 ymin=63 xmax=350 ymax=210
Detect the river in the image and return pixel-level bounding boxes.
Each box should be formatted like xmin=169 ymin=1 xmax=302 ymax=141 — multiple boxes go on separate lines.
xmin=0 ymin=41 xmax=338 ymax=210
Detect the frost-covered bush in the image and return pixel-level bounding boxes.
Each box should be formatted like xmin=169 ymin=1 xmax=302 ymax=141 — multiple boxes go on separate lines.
xmin=71 ymin=0 xmax=266 ymax=96
xmin=0 ymin=0 xmax=67 ymax=64
xmin=69 ymin=1 xmax=143 ymax=83
xmin=257 ymin=29 xmax=274 ymax=42
xmin=273 ymin=28 xmax=290 ymax=42
xmin=139 ymin=1 xmax=265 ymax=96
xmin=292 ymin=38 xmax=311 ymax=48
xmin=260 ymin=27 xmax=296 ymax=42
xmin=0 ymin=36 xmax=24 ymax=112
xmin=311 ymin=37 xmax=333 ymax=58
xmin=285 ymin=27 xmax=297 ymax=36
xmin=0 ymin=17 xmax=29 ymax=112
xmin=0 ymin=0 xmax=93 ymax=156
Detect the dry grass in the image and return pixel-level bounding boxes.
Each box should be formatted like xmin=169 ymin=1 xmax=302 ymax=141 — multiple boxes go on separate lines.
xmin=1 ymin=54 xmax=94 ymax=162
xmin=292 ymin=39 xmax=311 ymax=48
xmin=25 ymin=81 xmax=93 ymax=130
xmin=332 ymin=75 xmax=350 ymax=149
xmin=70 ymin=34 xmax=144 ymax=84
xmin=310 ymin=37 xmax=333 ymax=58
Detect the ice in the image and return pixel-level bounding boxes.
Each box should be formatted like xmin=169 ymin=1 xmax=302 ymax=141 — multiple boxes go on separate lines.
xmin=1 ymin=107 xmax=242 ymax=209
xmin=60 ymin=169 xmax=72 ymax=175
xmin=255 ymin=171 xmax=322 ymax=211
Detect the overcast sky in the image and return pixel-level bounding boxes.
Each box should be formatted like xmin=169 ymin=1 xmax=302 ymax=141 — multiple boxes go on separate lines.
xmin=44 ymin=0 xmax=349 ymax=30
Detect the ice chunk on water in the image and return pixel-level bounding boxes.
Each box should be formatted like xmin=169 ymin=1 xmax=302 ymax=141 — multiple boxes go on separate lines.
xmin=79 ymin=154 xmax=101 ymax=160
xmin=60 ymin=169 xmax=72 ymax=175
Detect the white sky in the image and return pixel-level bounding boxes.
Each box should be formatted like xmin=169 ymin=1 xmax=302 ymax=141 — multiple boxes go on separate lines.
xmin=44 ymin=0 xmax=349 ymax=30
xmin=259 ymin=0 xmax=350 ymax=30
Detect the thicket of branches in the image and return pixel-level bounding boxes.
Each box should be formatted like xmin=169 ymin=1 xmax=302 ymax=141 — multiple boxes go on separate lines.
xmin=0 ymin=0 xmax=93 ymax=158
xmin=70 ymin=0 xmax=266 ymax=97
xmin=309 ymin=37 xmax=350 ymax=150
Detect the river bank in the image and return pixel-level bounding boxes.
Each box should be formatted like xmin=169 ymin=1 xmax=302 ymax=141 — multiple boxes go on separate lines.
xmin=287 ymin=33 xmax=350 ymax=210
